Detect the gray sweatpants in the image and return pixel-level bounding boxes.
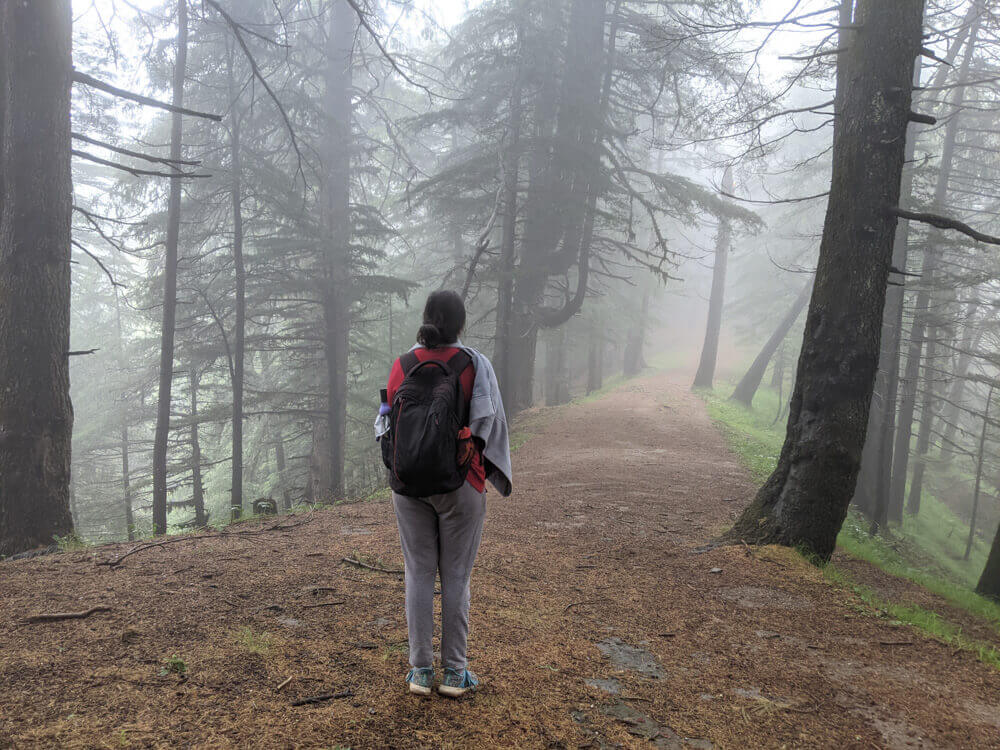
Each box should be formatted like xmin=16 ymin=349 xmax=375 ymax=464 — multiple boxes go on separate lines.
xmin=392 ymin=481 xmax=486 ymax=671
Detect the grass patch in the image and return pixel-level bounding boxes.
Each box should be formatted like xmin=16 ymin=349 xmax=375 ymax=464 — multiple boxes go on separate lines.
xmin=822 ymin=564 xmax=1000 ymax=670
xmin=235 ymin=627 xmax=273 ymax=655
xmin=698 ymin=379 xmax=1000 ymax=635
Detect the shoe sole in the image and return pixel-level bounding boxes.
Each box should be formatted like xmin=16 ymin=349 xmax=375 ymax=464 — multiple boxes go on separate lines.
xmin=437 ymin=684 xmax=471 ymax=698
xmin=408 ymin=682 xmax=432 ymax=696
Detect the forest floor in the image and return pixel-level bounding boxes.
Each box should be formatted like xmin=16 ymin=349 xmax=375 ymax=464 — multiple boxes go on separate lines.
xmin=2 ymin=371 xmax=1000 ymax=749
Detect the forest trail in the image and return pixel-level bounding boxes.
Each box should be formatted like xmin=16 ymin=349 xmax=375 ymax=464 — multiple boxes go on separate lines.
xmin=2 ymin=372 xmax=1000 ymax=749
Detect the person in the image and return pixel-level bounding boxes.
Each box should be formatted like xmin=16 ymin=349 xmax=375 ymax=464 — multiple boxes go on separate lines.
xmin=379 ymin=290 xmax=512 ymax=698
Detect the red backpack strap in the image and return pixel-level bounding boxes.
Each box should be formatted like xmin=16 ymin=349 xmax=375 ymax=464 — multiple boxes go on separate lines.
xmin=399 ymin=351 xmax=420 ymax=376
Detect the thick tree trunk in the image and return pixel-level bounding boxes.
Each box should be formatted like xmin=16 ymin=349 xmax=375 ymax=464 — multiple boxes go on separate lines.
xmin=152 ymin=0 xmax=188 ymax=535
xmin=977 ymin=519 xmax=1000 ymax=601
xmin=189 ymin=368 xmax=206 ymax=527
xmin=730 ymin=281 xmax=812 ymax=407
xmin=693 ymin=168 xmax=734 ymax=389
xmin=725 ymin=0 xmax=924 ymax=561
xmin=0 ymin=1 xmax=75 ymax=557
xmin=227 ymin=43 xmax=246 ymax=522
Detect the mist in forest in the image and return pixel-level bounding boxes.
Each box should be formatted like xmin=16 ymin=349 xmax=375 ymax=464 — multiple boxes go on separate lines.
xmin=2 ymin=0 xmax=1000 ymax=668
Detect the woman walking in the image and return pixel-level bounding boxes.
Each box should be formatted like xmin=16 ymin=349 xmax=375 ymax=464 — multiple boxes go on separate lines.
xmin=378 ymin=290 xmax=512 ymax=697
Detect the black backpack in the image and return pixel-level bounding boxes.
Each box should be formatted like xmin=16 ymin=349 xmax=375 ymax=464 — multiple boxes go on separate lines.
xmin=382 ymin=350 xmax=473 ymax=497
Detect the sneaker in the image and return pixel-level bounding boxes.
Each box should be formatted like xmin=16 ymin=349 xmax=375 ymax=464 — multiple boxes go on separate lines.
xmin=406 ymin=667 xmax=435 ymax=696
xmin=438 ymin=667 xmax=479 ymax=698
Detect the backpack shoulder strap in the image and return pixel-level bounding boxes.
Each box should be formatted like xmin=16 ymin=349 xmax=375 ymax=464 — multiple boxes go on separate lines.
xmin=446 ymin=350 xmax=472 ymax=377
xmin=399 ymin=351 xmax=420 ymax=376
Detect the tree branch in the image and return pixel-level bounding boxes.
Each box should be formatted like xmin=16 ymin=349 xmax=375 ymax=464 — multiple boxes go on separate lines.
xmin=72 ymin=70 xmax=223 ymax=121
xmin=888 ymin=207 xmax=1000 ymax=245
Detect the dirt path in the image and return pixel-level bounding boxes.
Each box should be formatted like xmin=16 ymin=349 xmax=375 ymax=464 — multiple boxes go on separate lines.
xmin=2 ymin=373 xmax=999 ymax=749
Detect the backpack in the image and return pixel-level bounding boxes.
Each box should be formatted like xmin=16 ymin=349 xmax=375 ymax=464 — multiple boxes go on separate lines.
xmin=381 ymin=349 xmax=474 ymax=497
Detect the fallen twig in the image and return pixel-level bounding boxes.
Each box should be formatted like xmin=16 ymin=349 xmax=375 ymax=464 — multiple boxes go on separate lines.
xmin=23 ymin=605 xmax=111 ymax=623
xmin=341 ymin=557 xmax=403 ymax=576
xmin=99 ymin=517 xmax=313 ymax=567
xmin=302 ymin=601 xmax=346 ymax=609
xmin=291 ymin=688 xmax=353 ymax=707
xmin=276 ymin=676 xmax=294 ymax=692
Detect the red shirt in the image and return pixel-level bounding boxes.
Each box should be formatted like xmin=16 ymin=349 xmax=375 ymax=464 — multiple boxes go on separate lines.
xmin=386 ymin=347 xmax=486 ymax=493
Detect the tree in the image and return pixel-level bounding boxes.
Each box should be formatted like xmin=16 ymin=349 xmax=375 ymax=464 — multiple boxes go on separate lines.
xmin=692 ymin=168 xmax=734 ymax=389
xmin=151 ymin=0 xmax=189 ymax=536
xmin=0 ymin=1 xmax=76 ymax=556
xmin=726 ymin=0 xmax=926 ymax=560
xmin=729 ymin=281 xmax=812 ymax=407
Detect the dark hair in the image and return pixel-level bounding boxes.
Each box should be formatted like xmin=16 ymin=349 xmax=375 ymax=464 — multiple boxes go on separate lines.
xmin=417 ymin=290 xmax=466 ymax=348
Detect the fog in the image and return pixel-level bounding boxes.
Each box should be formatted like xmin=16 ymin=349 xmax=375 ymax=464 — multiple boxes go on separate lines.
xmin=2 ymin=2 xmax=1000 ymax=742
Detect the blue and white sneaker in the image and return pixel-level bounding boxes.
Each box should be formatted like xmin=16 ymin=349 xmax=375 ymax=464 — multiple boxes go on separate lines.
xmin=438 ymin=667 xmax=479 ymax=698
xmin=406 ymin=667 xmax=435 ymax=696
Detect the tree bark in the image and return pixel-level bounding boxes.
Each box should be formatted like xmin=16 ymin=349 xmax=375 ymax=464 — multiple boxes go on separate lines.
xmin=725 ymin=0 xmax=925 ymax=561
xmin=189 ymin=368 xmax=206 ymax=527
xmin=0 ymin=1 xmax=75 ymax=556
xmin=965 ymin=384 xmax=992 ymax=561
xmin=693 ymin=168 xmax=734 ymax=389
xmin=227 ymin=41 xmax=246 ymax=522
xmin=316 ymin=0 xmax=355 ymax=501
xmin=494 ymin=22 xmax=524 ymax=408
xmin=861 ymin=55 xmax=923 ymax=533
xmin=152 ymin=0 xmax=188 ymax=536
xmin=977 ymin=518 xmax=1000 ymax=601
xmin=730 ymin=281 xmax=812 ymax=407
xmin=623 ymin=292 xmax=649 ymax=378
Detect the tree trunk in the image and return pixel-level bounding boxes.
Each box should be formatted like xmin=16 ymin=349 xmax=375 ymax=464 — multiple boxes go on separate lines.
xmin=905 ymin=13 xmax=978 ymax=517
xmin=587 ymin=319 xmax=603 ymax=394
xmin=725 ymin=0 xmax=924 ymax=561
xmin=494 ymin=23 xmax=524 ymax=407
xmin=113 ymin=288 xmax=134 ymax=541
xmin=0 ymin=1 xmax=75 ymax=556
xmin=939 ymin=302 xmax=980 ymax=462
xmin=227 ymin=42 xmax=246 ymax=522
xmin=862 ymin=56 xmax=923 ymax=533
xmin=546 ymin=325 xmax=570 ymax=406
xmin=189 ymin=368 xmax=206 ymax=527
xmin=152 ymin=0 xmax=188 ymax=536
xmin=623 ymin=292 xmax=649 ymax=378
xmin=693 ymin=168 xmax=734 ymax=389
xmin=275 ymin=431 xmax=292 ymax=511
xmin=316 ymin=0 xmax=355 ymax=500
xmin=965 ymin=384 xmax=992 ymax=560
xmin=977 ymin=518 xmax=1000 ymax=601
xmin=730 ymin=281 xmax=812 ymax=407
